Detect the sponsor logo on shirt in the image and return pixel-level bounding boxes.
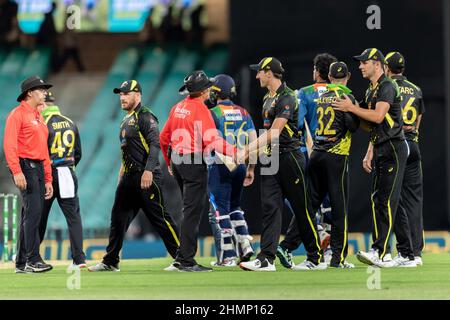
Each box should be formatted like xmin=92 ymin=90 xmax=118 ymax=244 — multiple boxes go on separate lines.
xmin=317 ymin=85 xmax=328 ymax=97
xmin=174 ymin=104 xmax=191 ymax=119
xmin=223 ymin=109 xmax=243 ymax=121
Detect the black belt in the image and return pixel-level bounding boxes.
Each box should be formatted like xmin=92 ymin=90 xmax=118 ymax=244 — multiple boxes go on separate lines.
xmin=171 ymin=152 xmax=205 ymax=165
xmin=20 ymin=158 xmax=43 ymax=168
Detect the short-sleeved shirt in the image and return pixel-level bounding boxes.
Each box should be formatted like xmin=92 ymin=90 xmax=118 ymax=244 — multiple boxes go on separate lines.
xmin=361 ymin=74 xmax=405 ymax=145
xmin=210 ymin=101 xmax=255 ymax=150
xmin=391 ymin=75 xmax=425 ymax=142
xmin=261 ymin=82 xmax=300 ymax=153
xmin=314 ymin=84 xmax=360 ymax=156
xmin=120 ymin=104 xmax=162 ymax=177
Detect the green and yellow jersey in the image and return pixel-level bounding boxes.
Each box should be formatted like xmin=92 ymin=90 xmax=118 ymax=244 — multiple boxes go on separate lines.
xmin=313 ymin=84 xmax=359 ymax=156
xmin=391 ymin=75 xmax=425 ymax=142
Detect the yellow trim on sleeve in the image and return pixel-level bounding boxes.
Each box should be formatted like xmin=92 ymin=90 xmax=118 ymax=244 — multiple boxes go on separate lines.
xmin=385 ymin=113 xmax=395 ymax=128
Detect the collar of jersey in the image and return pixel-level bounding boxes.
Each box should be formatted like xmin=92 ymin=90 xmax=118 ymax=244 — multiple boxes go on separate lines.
xmin=267 ymin=82 xmax=286 ymax=98
xmin=125 ymin=103 xmax=142 ymax=118
xmin=217 ymin=100 xmax=234 ymax=106
xmin=41 ymin=105 xmax=61 ymax=118
xmin=391 ymin=74 xmax=406 ymax=81
xmin=327 ymin=84 xmax=352 ymax=95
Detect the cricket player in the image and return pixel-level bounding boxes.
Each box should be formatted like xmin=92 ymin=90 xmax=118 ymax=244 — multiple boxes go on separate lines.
xmin=305 ymin=62 xmax=359 ymax=269
xmin=385 ymin=52 xmax=425 ymax=266
xmin=239 ymin=57 xmax=325 ymax=271
xmin=39 ymin=92 xmax=86 ymax=268
xmin=207 ymin=74 xmax=256 ymax=267
xmin=333 ymin=48 xmax=412 ymax=267
xmin=89 ymin=80 xmax=180 ymax=272
xmin=277 ymin=53 xmax=337 ymax=268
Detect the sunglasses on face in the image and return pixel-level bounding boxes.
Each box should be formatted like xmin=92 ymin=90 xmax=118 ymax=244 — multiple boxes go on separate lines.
xmin=32 ymin=88 xmax=48 ymax=95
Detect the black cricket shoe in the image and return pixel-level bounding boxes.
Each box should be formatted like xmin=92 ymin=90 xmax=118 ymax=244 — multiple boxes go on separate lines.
xmin=15 ymin=265 xmax=30 ymax=274
xmin=24 ymin=261 xmax=53 ymax=273
xmin=177 ymin=264 xmax=213 ymax=272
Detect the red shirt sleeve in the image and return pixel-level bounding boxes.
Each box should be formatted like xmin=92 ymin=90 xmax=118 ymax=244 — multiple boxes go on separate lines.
xmin=3 ymin=109 xmax=22 ymax=175
xmin=197 ymin=102 xmax=236 ymax=156
xmin=43 ymin=152 xmax=52 ymax=183
xmin=160 ymin=109 xmax=173 ymax=167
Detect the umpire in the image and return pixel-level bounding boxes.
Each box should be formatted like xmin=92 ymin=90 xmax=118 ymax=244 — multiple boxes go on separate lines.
xmin=3 ymin=76 xmax=54 ymax=273
xmin=333 ymin=48 xmax=410 ymax=267
xmin=385 ymin=52 xmax=425 ymax=266
xmin=160 ymin=70 xmax=237 ymax=272
xmin=89 ymin=80 xmax=180 ymax=272
xmin=39 ymin=92 xmax=86 ymax=267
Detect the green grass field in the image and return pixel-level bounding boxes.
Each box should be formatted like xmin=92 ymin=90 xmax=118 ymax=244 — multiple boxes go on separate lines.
xmin=0 ymin=254 xmax=449 ymax=300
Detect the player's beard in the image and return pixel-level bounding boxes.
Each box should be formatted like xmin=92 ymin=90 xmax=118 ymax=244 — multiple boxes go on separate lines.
xmin=121 ymin=97 xmax=136 ymax=111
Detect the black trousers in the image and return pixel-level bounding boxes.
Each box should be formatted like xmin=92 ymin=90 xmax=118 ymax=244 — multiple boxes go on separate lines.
xmin=259 ymin=151 xmax=322 ymax=264
xmin=172 ymin=159 xmax=208 ymax=266
xmin=307 ymin=151 xmax=349 ymax=266
xmin=279 ymin=215 xmax=302 ymax=251
xmin=394 ymin=140 xmax=424 ymax=257
xmin=102 ymin=171 xmax=180 ymax=265
xmin=16 ymin=159 xmax=45 ymax=267
xmin=370 ymin=139 xmax=408 ymax=259
xmin=278 ymin=151 xmax=332 ymax=252
xmin=39 ymin=167 xmax=86 ymax=264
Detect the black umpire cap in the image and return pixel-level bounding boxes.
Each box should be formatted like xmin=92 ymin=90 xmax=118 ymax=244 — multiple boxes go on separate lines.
xmin=113 ymin=80 xmax=142 ymax=94
xmin=250 ymin=57 xmax=285 ymax=76
xmin=329 ymin=61 xmax=349 ymax=79
xmin=17 ymin=76 xmax=52 ymax=102
xmin=353 ymin=48 xmax=385 ymax=63
xmin=385 ymin=51 xmax=405 ymax=73
xmin=179 ymin=70 xmax=215 ymax=95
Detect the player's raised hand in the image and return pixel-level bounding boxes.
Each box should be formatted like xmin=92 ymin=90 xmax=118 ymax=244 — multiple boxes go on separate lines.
xmin=332 ymin=94 xmax=354 ymax=112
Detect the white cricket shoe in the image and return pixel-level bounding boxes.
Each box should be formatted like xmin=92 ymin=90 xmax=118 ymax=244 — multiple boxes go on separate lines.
xmin=210 ymin=257 xmax=237 ymax=267
xmin=382 ymin=253 xmax=392 ymax=262
xmin=239 ymin=258 xmax=276 ymax=272
xmin=356 ymin=249 xmax=385 ymax=267
xmin=342 ymin=260 xmax=355 ymax=268
xmin=88 ymin=262 xmax=120 ymax=272
xmin=163 ymin=261 xmax=180 ymax=271
xmin=391 ymin=254 xmax=417 ymax=268
xmin=414 ymin=256 xmax=423 ymax=266
xmin=292 ymin=260 xmax=327 ymax=271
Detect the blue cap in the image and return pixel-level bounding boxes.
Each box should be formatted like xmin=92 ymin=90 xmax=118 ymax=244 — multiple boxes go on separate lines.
xmin=211 ymin=74 xmax=236 ymax=99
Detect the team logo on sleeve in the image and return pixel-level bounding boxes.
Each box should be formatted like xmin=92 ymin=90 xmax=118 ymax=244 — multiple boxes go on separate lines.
xmin=282 ymin=105 xmax=291 ymax=115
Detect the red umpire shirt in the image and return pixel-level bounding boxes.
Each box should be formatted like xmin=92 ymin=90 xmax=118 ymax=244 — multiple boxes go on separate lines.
xmin=4 ymin=100 xmax=53 ymax=183
xmin=160 ymin=95 xmax=236 ymax=167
